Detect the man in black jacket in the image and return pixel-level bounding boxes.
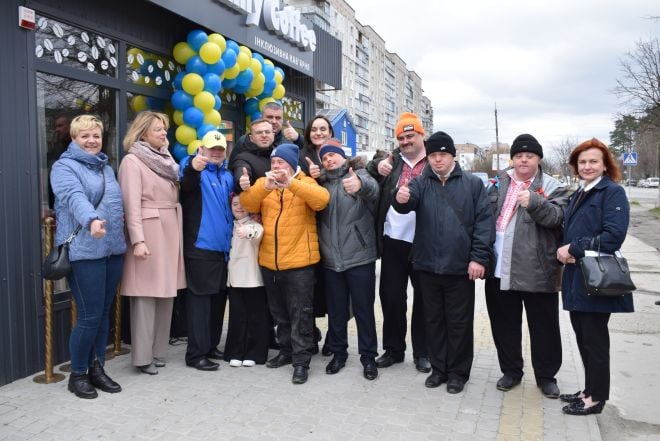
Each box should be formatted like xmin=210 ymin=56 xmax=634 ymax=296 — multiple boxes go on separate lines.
xmin=393 ymin=131 xmax=495 ymax=394
xmin=230 ymin=118 xmax=275 ymax=193
xmin=366 ymin=112 xmax=430 ymax=373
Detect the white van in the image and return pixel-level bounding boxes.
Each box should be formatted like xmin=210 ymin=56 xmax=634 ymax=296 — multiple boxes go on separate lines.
xmin=647 ymin=177 xmax=659 ymax=188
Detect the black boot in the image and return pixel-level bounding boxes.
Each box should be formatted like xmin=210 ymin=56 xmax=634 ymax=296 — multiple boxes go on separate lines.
xmin=89 ymin=360 xmax=121 ymax=393
xmin=68 ymin=373 xmax=98 ymax=399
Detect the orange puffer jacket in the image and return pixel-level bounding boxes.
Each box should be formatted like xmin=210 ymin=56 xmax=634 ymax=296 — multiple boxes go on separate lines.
xmin=239 ymin=172 xmax=330 ymax=271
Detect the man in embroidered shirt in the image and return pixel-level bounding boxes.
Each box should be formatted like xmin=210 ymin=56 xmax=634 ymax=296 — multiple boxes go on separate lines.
xmin=484 ymin=133 xmax=569 ymax=398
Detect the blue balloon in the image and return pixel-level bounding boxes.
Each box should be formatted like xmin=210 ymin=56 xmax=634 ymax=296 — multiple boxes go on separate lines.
xmin=251 ymin=112 xmax=262 ymax=121
xmin=214 ymin=95 xmax=222 ymax=111
xmin=197 ymin=123 xmax=218 ymax=140
xmin=187 ymin=30 xmax=208 ymax=52
xmin=233 ymin=82 xmax=250 ymax=94
xmin=221 ymin=49 xmax=237 ymax=69
xmin=275 ymin=67 xmax=285 ymax=82
xmin=173 ymin=71 xmax=186 ymax=90
xmin=252 ymin=53 xmax=265 ymax=65
xmin=172 ymin=143 xmax=189 ymax=162
xmin=183 ymin=107 xmax=205 ymax=128
xmin=222 ymin=77 xmax=237 ymax=89
xmin=203 ymin=73 xmax=222 ymax=94
xmin=207 ymin=59 xmax=226 ymax=75
xmin=262 ymin=64 xmax=275 ymax=82
xmin=226 ymin=40 xmax=240 ymax=56
xmin=236 ymin=69 xmax=254 ymax=87
xmin=263 ymin=80 xmax=276 ymax=96
xmin=186 ymin=56 xmax=208 ymax=76
xmin=244 ymin=98 xmax=259 ymax=115
xmin=171 ymin=90 xmax=193 ymax=110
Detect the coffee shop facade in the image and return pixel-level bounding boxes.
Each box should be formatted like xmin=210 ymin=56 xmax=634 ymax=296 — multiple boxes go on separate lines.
xmin=0 ymin=0 xmax=341 ymax=386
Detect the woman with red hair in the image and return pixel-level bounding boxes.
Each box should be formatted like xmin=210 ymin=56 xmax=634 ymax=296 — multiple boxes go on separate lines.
xmin=556 ymin=138 xmax=634 ymax=415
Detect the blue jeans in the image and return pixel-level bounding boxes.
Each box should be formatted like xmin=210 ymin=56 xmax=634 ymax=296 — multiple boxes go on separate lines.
xmin=67 ymin=255 xmax=123 ymax=374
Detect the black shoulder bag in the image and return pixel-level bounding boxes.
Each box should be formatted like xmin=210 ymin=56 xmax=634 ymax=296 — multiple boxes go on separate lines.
xmin=578 ymin=235 xmax=636 ymax=297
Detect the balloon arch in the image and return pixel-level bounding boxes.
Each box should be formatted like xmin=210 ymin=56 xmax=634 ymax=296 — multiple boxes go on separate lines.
xmin=169 ymin=29 xmax=286 ymax=161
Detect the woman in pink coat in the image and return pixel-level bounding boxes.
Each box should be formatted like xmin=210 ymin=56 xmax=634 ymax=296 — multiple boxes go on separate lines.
xmin=118 ymin=111 xmax=186 ymax=375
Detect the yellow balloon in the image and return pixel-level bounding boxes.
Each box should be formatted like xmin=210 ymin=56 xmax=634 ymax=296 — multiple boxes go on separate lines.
xmin=130 ymin=95 xmax=148 ymax=113
xmin=259 ymin=97 xmax=276 ymax=111
xmin=187 ymin=139 xmax=203 ymax=155
xmin=193 ymin=91 xmax=215 ymax=112
xmin=263 ymin=59 xmax=274 ymax=67
xmin=182 ymin=73 xmax=204 ymax=95
xmin=172 ymin=110 xmax=184 ymax=126
xmin=272 ymin=84 xmax=285 ymax=100
xmin=203 ymin=109 xmax=222 ymax=126
xmin=245 ymin=87 xmax=261 ymax=98
xmin=236 ymin=52 xmax=250 ymax=71
xmin=175 ymin=124 xmax=197 ymax=145
xmin=249 ymin=58 xmax=262 ymax=75
xmin=199 ymin=42 xmax=221 ymax=64
xmin=274 ymin=70 xmax=283 ymax=84
xmin=224 ymin=63 xmax=240 ymax=79
xmin=207 ymin=33 xmax=226 ymax=53
xmin=239 ymin=46 xmax=252 ymax=58
xmin=173 ymin=42 xmax=196 ymax=65
xmin=251 ymin=72 xmax=266 ymax=89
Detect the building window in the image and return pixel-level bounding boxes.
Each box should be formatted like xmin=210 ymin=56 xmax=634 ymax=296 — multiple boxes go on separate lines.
xmin=35 ymin=15 xmax=118 ymax=77
xmin=126 ymin=46 xmax=180 ymax=90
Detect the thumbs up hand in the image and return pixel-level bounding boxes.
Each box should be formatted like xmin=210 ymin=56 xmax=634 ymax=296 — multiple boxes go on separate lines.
xmin=395 ymin=182 xmax=410 ymax=204
xmin=192 ymin=151 xmax=209 ymax=171
xmin=377 ymin=152 xmax=394 ymax=177
xmin=342 ymin=167 xmax=362 ymax=194
xmin=239 ymin=167 xmax=251 ymax=190
xmin=282 ymin=121 xmax=299 ymax=141
xmin=306 ymin=157 xmax=321 ymax=179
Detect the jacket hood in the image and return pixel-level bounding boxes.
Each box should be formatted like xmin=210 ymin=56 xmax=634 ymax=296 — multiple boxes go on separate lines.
xmin=60 ymin=141 xmax=108 ymax=169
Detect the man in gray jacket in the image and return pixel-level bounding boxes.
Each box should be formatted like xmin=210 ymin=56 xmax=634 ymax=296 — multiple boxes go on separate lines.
xmin=485 ymin=133 xmax=569 ymax=398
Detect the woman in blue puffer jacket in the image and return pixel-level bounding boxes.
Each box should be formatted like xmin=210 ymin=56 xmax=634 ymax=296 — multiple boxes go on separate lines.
xmin=50 ymin=115 xmax=127 ymax=399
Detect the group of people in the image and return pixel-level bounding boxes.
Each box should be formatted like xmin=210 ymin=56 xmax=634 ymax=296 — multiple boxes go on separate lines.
xmin=51 ymin=106 xmax=633 ymax=417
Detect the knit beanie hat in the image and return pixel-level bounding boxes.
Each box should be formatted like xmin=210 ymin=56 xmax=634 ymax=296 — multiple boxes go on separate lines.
xmin=425 ymin=131 xmax=456 ymax=157
xmin=319 ymin=139 xmax=346 ymax=159
xmin=395 ymin=112 xmax=425 ymax=138
xmin=510 ymin=134 xmax=543 ymax=158
xmin=271 ymin=143 xmax=299 ymax=170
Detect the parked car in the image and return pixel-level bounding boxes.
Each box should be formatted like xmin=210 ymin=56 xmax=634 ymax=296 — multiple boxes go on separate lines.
xmin=626 ymin=179 xmax=637 ymax=187
xmin=647 ymin=177 xmax=660 ymax=188
xmin=637 ymin=179 xmax=648 ymax=188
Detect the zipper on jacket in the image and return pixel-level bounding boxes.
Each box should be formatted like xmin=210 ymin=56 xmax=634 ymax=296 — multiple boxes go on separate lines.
xmin=273 ymin=189 xmax=284 ymax=271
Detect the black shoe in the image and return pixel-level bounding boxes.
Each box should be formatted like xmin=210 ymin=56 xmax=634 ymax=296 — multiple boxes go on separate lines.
xmin=68 ymin=373 xmax=98 ymax=399
xmin=560 ymin=391 xmax=584 ymax=404
xmin=562 ymin=400 xmax=605 ymax=415
xmin=414 ymin=357 xmax=432 ymax=373
xmin=88 ymin=360 xmax=121 ymax=393
xmin=206 ymin=348 xmax=224 ymax=360
xmin=496 ymin=375 xmax=521 ymax=391
xmin=321 ymin=344 xmax=332 ymax=357
xmin=375 ymin=352 xmax=404 ymax=368
xmin=266 ymin=353 xmax=292 ymax=368
xmin=424 ymin=369 xmax=446 ymax=388
xmin=540 ymin=382 xmax=560 ymax=399
xmin=187 ymin=357 xmax=219 ymax=371
xmin=292 ymin=366 xmax=308 ymax=384
xmin=447 ymin=379 xmax=465 ymax=394
xmin=363 ymin=361 xmax=378 ymax=380
xmin=325 ymin=357 xmax=345 ymax=375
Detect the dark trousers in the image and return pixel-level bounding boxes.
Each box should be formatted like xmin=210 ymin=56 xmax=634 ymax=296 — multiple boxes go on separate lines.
xmin=324 ymin=263 xmax=378 ymax=364
xmin=570 ymin=311 xmax=611 ymax=402
xmin=484 ymin=278 xmax=562 ymax=385
xmin=261 ymin=266 xmax=315 ymax=367
xmin=417 ymin=271 xmax=474 ymax=382
xmin=379 ymin=236 xmax=426 ymax=358
xmin=185 ymin=292 xmax=226 ymax=364
xmin=68 ymin=255 xmax=124 ymax=373
xmin=223 ymin=287 xmax=269 ymax=364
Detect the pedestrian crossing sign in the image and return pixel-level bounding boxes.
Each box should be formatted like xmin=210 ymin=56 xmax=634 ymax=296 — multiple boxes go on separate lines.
xmin=623 ymin=152 xmax=637 ymax=166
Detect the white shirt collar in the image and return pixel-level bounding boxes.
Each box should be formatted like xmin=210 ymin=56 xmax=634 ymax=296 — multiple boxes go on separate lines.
xmin=581 ymin=176 xmax=602 ymax=192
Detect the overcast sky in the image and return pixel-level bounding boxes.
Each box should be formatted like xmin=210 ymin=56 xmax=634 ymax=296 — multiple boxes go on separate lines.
xmin=347 ymin=0 xmax=658 ymax=150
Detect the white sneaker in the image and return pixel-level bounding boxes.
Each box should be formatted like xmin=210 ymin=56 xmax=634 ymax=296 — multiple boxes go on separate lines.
xmin=242 ymin=360 xmax=256 ymax=367
xmin=229 ymin=359 xmax=242 ymax=367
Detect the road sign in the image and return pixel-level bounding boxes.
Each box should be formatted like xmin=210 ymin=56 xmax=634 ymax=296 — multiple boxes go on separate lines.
xmin=623 ymin=152 xmax=638 ymax=166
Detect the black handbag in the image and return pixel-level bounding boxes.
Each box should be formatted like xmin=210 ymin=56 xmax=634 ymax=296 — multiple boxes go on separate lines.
xmin=42 ymin=227 xmax=80 ymax=280
xmin=578 ymin=236 xmax=636 ymax=297
xmin=42 ymin=170 xmax=105 ymax=281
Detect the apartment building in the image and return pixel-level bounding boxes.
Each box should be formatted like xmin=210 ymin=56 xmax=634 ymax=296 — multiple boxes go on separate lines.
xmin=286 ymin=0 xmax=433 ymax=151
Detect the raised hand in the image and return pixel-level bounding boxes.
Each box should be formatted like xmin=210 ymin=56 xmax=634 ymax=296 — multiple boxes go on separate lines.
xmin=516 ymin=189 xmax=530 ymax=208
xmin=306 ymin=157 xmax=321 ymax=179
xmin=342 ymin=167 xmax=362 ymax=194
xmin=191 ymin=152 xmax=209 ymax=171
xmin=239 ymin=167 xmax=251 ymax=190
xmin=395 ymin=183 xmax=410 ymax=204
xmin=377 ymin=152 xmax=394 ymax=177
xmin=282 ymin=121 xmax=299 ymax=141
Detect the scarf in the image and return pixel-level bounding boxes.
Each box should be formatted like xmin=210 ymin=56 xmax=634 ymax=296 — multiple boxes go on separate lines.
xmin=129 ymin=141 xmax=179 ymax=182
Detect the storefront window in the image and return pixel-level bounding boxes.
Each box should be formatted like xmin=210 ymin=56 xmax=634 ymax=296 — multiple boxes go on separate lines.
xmin=35 ymin=15 xmax=118 ymax=77
xmin=282 ymin=96 xmax=304 ymax=124
xmin=126 ymin=46 xmax=180 ymax=90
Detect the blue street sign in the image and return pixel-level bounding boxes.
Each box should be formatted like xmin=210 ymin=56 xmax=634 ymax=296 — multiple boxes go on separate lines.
xmin=623 ymin=152 xmax=638 ymax=166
